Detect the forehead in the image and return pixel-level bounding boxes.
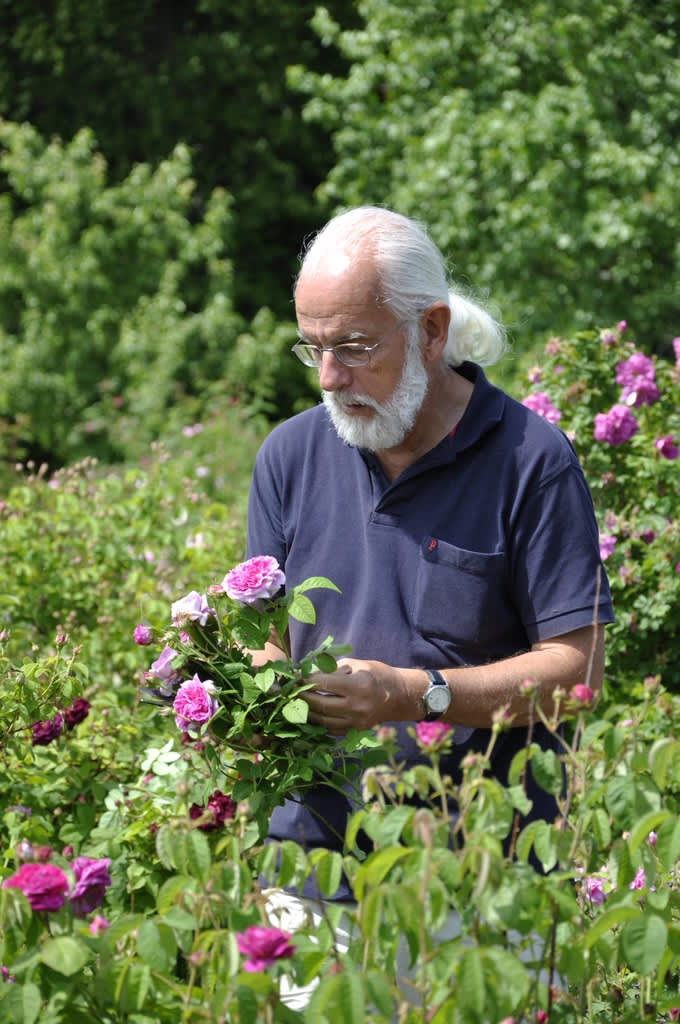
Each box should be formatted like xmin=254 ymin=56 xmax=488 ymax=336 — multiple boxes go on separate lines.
xmin=294 ymin=253 xmax=385 ymax=337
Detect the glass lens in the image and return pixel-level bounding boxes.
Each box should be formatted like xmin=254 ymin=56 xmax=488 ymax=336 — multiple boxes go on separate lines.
xmin=334 ymin=344 xmax=371 ymax=367
xmin=292 ymin=343 xmax=322 ymax=367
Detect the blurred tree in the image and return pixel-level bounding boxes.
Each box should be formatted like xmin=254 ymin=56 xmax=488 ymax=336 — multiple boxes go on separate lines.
xmin=290 ymin=0 xmax=680 ymax=356
xmin=0 ymin=0 xmax=358 ymax=317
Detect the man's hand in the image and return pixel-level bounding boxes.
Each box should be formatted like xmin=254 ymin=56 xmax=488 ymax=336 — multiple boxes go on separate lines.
xmin=302 ymin=658 xmax=401 ymax=735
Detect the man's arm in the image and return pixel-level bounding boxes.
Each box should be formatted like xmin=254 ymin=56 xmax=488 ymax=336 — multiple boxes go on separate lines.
xmin=301 ymin=624 xmax=604 ymax=735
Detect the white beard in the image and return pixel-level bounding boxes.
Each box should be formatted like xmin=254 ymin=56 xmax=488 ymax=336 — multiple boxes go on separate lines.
xmin=322 ymin=335 xmax=429 ymax=452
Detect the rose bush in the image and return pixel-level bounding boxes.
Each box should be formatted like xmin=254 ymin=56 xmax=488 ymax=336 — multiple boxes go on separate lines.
xmin=0 ymin=322 xmax=679 ymax=1022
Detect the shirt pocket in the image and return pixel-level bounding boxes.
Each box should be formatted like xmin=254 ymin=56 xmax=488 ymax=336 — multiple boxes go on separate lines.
xmin=411 ymin=536 xmax=507 ymax=646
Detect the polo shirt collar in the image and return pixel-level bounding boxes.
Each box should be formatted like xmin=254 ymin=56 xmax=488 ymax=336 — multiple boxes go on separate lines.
xmin=360 ymin=362 xmax=506 ymax=483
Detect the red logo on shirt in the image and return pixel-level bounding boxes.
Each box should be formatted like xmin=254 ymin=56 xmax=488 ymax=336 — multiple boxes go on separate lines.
xmin=427 ymin=538 xmax=437 ymax=552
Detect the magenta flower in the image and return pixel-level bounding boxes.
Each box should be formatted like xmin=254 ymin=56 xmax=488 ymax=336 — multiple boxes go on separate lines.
xmin=670 ymin=1009 xmax=680 ymax=1021
xmin=2 ymin=863 xmax=69 ymax=912
xmin=521 ymin=391 xmax=561 ymax=424
xmin=133 ymin=624 xmax=153 ymax=645
xmin=415 ymin=721 xmax=452 ymax=747
xmin=189 ymin=789 xmax=235 ymax=831
xmin=31 ymin=713 xmax=63 ymax=747
xmin=171 ymin=591 xmax=215 ymax=626
xmin=599 ymin=533 xmax=616 ymax=561
xmin=149 ymin=645 xmax=182 ymax=692
xmin=629 ymin=865 xmax=645 ymax=891
xmin=616 ymin=352 xmax=659 ymax=407
xmin=654 ymin=435 xmax=679 ymax=460
xmin=236 ymin=925 xmax=295 ymax=972
xmin=673 ymin=337 xmax=680 ymax=366
xmin=1 ymin=965 xmax=14 ymax=983
xmin=69 ymin=856 xmax=111 ymax=917
xmin=173 ymin=675 xmax=218 ymax=732
xmin=570 ymin=684 xmax=594 ymax=705
xmin=63 ymin=698 xmax=91 ymax=730
xmin=222 ymin=555 xmax=285 ymax=605
xmin=584 ymin=875 xmax=606 ymax=905
xmin=593 ymin=404 xmax=639 ymax=446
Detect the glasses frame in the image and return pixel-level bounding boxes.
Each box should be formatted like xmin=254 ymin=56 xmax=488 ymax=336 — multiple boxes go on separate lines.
xmin=291 ymin=319 xmax=409 ymax=369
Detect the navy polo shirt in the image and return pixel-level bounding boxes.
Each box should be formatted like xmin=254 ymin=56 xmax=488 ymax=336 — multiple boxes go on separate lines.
xmin=246 ymin=363 xmax=614 ymax=897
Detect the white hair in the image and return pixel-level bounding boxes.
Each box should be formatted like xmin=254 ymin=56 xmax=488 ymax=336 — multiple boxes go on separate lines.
xmin=297 ymin=206 xmax=507 ymax=367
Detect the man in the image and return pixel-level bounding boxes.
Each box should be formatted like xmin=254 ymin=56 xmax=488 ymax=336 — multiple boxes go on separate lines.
xmin=245 ymin=205 xmax=614 ymax=902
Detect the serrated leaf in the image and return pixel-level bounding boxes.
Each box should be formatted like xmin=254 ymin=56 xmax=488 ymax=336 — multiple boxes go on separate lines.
xmin=40 ymin=936 xmax=91 ymax=975
xmin=3 ymin=982 xmax=41 ymax=1024
xmin=136 ymin=919 xmax=176 ymax=972
xmin=656 ymin=818 xmax=680 ymax=870
xmin=621 ymin=913 xmax=667 ymax=974
xmin=287 ymin=593 xmax=316 ymax=624
xmin=457 ymin=948 xmax=486 ymax=1017
xmin=281 ymin=697 xmax=309 ymax=723
xmin=295 ymin=576 xmax=341 ymax=594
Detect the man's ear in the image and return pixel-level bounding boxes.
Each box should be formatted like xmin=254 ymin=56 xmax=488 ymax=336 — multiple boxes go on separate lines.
xmin=420 ymin=302 xmax=450 ymax=363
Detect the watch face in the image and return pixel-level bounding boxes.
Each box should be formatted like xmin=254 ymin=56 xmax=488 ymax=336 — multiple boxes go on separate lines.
xmin=427 ymin=686 xmax=451 ymax=713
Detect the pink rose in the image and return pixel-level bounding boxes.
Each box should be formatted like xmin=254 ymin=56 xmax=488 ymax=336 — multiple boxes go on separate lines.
xmin=189 ymin=789 xmax=235 ymax=831
xmin=584 ymin=875 xmax=606 ymax=905
xmin=629 ymin=865 xmax=645 ymax=891
xmin=150 ymin=645 xmax=182 ymax=692
xmin=521 ymin=391 xmax=561 ymax=424
xmin=654 ymin=435 xmax=679 ymax=460
xmin=133 ymin=624 xmax=153 ymax=645
xmin=173 ymin=675 xmax=218 ymax=732
xmin=171 ymin=591 xmax=215 ymax=626
xmin=2 ymin=862 xmax=69 ymax=912
xmin=598 ymin=533 xmax=616 ymax=561
xmin=31 ymin=713 xmax=63 ymax=747
xmin=236 ymin=925 xmax=295 ymax=972
xmin=222 ymin=555 xmax=285 ymax=604
xmin=593 ymin=404 xmax=639 ymax=446
xmin=570 ymin=684 xmax=594 ymax=706
xmin=415 ymin=721 xmax=452 ymax=747
xmin=89 ymin=914 xmax=110 ymax=936
xmin=69 ymin=856 xmax=111 ymax=917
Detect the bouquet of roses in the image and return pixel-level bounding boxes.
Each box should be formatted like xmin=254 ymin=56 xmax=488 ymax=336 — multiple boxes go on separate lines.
xmin=135 ymin=555 xmax=378 ymax=819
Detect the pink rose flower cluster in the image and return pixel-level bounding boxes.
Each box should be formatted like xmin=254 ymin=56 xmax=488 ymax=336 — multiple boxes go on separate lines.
xmin=615 ymin=352 xmax=660 ymax=407
xmin=593 ymin=403 xmax=639 ymax=446
xmin=2 ymin=855 xmax=110 ymax=917
xmin=189 ymin=789 xmax=235 ymax=831
xmin=222 ymin=555 xmax=285 ymax=605
xmin=236 ymin=925 xmax=295 ymax=972
xmin=521 ymin=391 xmax=561 ymax=424
xmin=31 ymin=699 xmax=91 ymax=747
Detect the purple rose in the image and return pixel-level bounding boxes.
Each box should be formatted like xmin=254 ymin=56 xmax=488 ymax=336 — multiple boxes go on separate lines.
xmin=133 ymin=624 xmax=153 ymax=645
xmin=521 ymin=391 xmax=561 ymax=424
xmin=31 ymin=713 xmax=63 ymax=747
xmin=2 ymin=862 xmax=69 ymax=912
xmin=629 ymin=865 xmax=645 ymax=891
xmin=173 ymin=675 xmax=218 ymax=732
xmin=189 ymin=789 xmax=235 ymax=831
xmin=236 ymin=925 xmax=296 ymax=972
xmin=673 ymin=337 xmax=680 ymax=366
xmin=616 ymin=352 xmax=659 ymax=407
xmin=171 ymin=591 xmax=215 ymax=626
xmin=222 ymin=555 xmax=285 ymax=605
xmin=69 ymin=856 xmax=111 ymax=917
xmin=63 ymin=698 xmax=91 ymax=730
xmin=654 ymin=435 xmax=679 ymax=460
xmin=593 ymin=404 xmax=639 ymax=446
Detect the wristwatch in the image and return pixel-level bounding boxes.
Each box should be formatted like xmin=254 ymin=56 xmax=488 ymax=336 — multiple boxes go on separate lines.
xmin=422 ymin=669 xmax=451 ymax=721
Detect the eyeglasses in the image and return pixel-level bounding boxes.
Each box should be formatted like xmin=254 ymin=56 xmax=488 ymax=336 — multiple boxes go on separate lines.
xmin=291 ymin=319 xmax=408 ymax=368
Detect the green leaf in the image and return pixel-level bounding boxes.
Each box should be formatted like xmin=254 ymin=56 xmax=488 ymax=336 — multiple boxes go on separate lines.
xmin=136 ymin=919 xmax=176 ymax=972
xmin=40 ymin=936 xmax=91 ymax=976
xmin=621 ymin=913 xmax=667 ymax=975
xmin=287 ymin=593 xmax=316 ymax=624
xmin=530 ymin=748 xmax=563 ymax=795
xmin=3 ymin=982 xmax=41 ymax=1024
xmin=656 ymin=817 xmax=680 ymax=870
xmin=457 ymin=948 xmax=486 ymax=1018
xmin=584 ymin=906 xmax=639 ymax=949
xmin=628 ymin=809 xmax=671 ymax=853
xmin=308 ymin=849 xmax=343 ymax=898
xmin=295 ymin=576 xmax=341 ymax=594
xmin=281 ymin=697 xmax=309 ymax=723
xmin=353 ymin=847 xmax=412 ymax=901
xmin=156 ymin=874 xmax=195 ymax=914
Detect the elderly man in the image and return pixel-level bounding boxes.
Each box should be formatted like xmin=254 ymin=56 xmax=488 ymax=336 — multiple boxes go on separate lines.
xmin=246 ymin=205 xmax=614 ymax=902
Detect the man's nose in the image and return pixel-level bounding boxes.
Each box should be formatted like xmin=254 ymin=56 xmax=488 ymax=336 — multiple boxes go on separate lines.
xmin=318 ymin=350 xmax=353 ymax=391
